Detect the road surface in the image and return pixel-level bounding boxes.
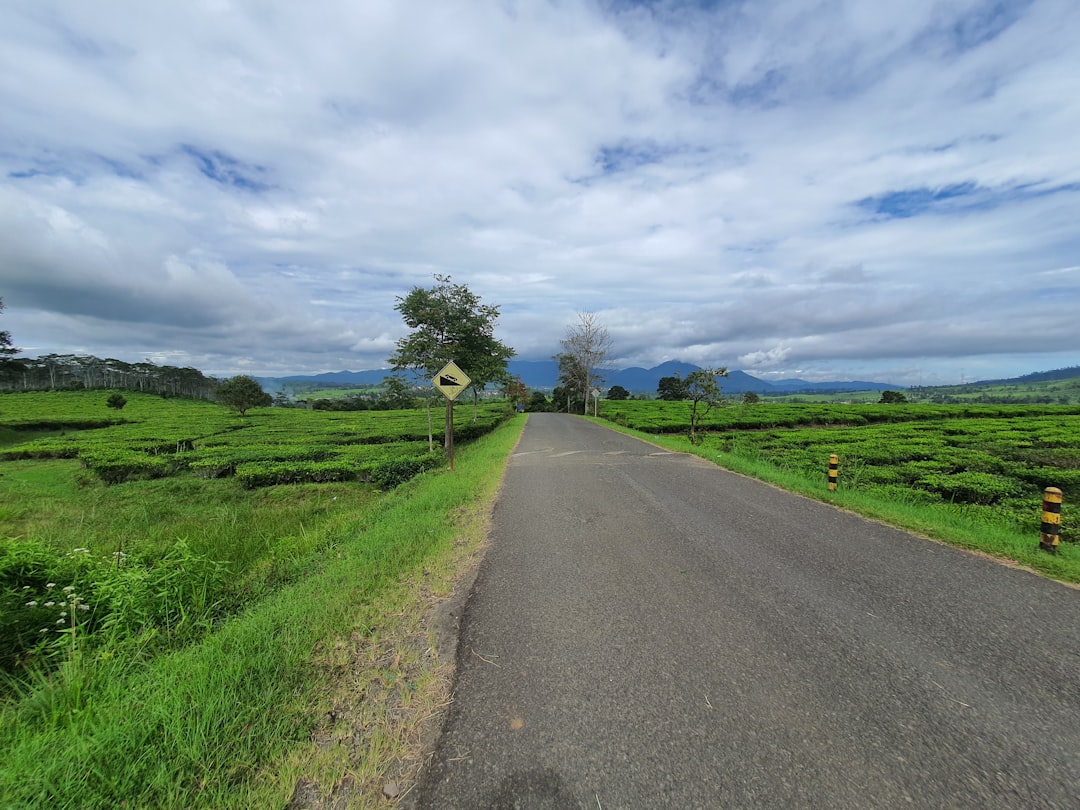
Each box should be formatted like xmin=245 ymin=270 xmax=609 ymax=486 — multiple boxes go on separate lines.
xmin=413 ymin=414 xmax=1080 ymax=808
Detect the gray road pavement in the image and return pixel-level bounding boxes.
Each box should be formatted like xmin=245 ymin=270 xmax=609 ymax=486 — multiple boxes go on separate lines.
xmin=413 ymin=414 xmax=1080 ymax=808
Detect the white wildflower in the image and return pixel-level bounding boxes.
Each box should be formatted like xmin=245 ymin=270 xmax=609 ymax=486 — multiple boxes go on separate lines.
xmin=44 ymin=601 xmax=56 ymax=608
xmin=25 ymin=600 xmax=38 ymax=607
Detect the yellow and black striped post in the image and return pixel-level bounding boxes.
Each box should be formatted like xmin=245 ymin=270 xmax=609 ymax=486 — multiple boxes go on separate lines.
xmin=1040 ymin=487 xmax=1063 ymax=553
xmin=827 ymin=454 xmax=839 ymax=491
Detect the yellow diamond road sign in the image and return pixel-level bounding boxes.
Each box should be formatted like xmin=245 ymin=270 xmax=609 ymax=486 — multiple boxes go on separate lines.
xmin=433 ymin=361 xmax=471 ymax=401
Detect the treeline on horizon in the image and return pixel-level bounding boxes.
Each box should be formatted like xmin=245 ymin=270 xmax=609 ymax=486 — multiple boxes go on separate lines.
xmin=0 ymin=353 xmax=218 ymax=400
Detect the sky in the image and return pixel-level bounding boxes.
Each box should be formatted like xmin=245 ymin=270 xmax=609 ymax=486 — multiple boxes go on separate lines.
xmin=2 ymin=0 xmax=1079 ymax=386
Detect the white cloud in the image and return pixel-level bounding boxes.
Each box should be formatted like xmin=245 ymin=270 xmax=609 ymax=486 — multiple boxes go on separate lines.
xmin=1 ymin=0 xmax=1078 ymax=383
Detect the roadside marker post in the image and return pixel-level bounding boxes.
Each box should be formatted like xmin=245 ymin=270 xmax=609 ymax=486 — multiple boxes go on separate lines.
xmin=1040 ymin=487 xmax=1063 ymax=553
xmin=828 ymin=454 xmax=839 ymax=491
xmin=432 ymin=361 xmax=471 ymax=472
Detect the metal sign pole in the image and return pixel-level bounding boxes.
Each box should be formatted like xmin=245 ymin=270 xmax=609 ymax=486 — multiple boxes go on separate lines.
xmin=432 ymin=361 xmax=471 ymax=473
xmin=447 ymin=396 xmax=455 ymax=471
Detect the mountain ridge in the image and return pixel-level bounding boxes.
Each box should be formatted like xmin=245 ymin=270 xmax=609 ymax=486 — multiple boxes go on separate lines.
xmin=265 ymin=361 xmax=901 ymax=394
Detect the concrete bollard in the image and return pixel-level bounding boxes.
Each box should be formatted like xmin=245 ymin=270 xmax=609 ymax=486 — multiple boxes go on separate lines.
xmin=1040 ymin=487 xmax=1063 ymax=553
xmin=828 ymin=454 xmax=839 ymax=492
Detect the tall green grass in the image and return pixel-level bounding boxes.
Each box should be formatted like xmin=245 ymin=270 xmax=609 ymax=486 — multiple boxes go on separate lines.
xmin=0 ymin=416 xmax=525 ymax=808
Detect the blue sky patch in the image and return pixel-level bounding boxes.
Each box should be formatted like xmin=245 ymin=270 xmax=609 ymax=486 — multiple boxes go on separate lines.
xmin=857 ymin=182 xmax=980 ymax=218
xmin=179 ymin=144 xmax=270 ymax=192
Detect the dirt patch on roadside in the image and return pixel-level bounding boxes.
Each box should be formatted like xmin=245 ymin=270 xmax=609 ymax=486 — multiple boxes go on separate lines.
xmin=286 ymin=505 xmax=494 ymax=809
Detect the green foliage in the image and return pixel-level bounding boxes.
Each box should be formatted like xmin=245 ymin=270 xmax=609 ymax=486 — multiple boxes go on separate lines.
xmin=527 ymin=391 xmax=551 ymax=412
xmin=389 ymin=274 xmax=514 ymax=389
xmin=742 ymin=391 xmax=760 ymax=405
xmin=216 ymin=375 xmax=272 ymax=416
xmin=368 ymin=453 xmax=443 ymax=489
xmin=106 ymin=392 xmax=127 ymax=410
xmin=380 ymin=374 xmax=416 ymax=409
xmin=683 ymin=367 xmax=729 ymax=443
xmin=0 ymin=411 xmax=526 ymax=809
xmin=607 ymin=385 xmax=630 ymax=400
xmin=657 ymin=375 xmax=688 ymax=401
xmin=880 ymin=390 xmax=909 ymax=404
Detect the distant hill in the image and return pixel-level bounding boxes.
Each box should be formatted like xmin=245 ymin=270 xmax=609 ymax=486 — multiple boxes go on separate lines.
xmin=974 ymin=366 xmax=1080 ymax=385
xmin=261 ymin=361 xmax=900 ymax=396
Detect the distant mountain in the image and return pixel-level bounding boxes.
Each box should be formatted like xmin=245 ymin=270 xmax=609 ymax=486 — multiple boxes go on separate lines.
xmin=260 ymin=361 xmax=900 ymax=396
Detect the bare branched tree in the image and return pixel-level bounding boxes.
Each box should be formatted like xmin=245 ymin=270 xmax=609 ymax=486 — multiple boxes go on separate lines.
xmin=558 ymin=312 xmax=613 ymax=414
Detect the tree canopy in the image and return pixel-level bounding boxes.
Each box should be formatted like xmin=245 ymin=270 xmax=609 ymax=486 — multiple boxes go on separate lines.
xmin=657 ymin=375 xmax=689 ymax=401
xmin=389 ymin=274 xmax=515 ymax=390
xmin=607 ymin=385 xmax=630 ymax=400
xmin=217 ymin=375 xmax=272 ymax=416
xmin=389 ymin=275 xmax=514 ymax=449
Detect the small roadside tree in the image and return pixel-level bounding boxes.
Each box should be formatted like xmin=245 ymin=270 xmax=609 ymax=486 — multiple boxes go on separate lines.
xmin=503 ymin=376 xmax=528 ymax=411
xmin=684 ymin=367 xmax=729 ymax=444
xmin=607 ymin=385 xmax=630 ymax=400
xmin=559 ymin=312 xmax=612 ymax=414
xmin=389 ymin=275 xmax=514 ymax=451
xmin=381 ymin=374 xmax=416 ymax=409
xmin=217 ymin=375 xmax=272 ymax=416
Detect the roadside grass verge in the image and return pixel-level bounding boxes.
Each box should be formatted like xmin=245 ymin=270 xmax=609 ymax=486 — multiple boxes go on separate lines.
xmin=592 ymin=419 xmax=1080 ymax=585
xmin=0 ymin=416 xmax=525 ymax=809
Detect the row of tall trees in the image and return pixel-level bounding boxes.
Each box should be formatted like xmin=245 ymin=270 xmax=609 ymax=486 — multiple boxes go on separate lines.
xmin=0 ymin=353 xmax=220 ymax=399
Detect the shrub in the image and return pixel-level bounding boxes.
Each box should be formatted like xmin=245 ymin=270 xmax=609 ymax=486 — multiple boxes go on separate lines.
xmin=368 ymin=453 xmax=443 ymax=489
xmin=916 ymin=471 xmax=1022 ymax=505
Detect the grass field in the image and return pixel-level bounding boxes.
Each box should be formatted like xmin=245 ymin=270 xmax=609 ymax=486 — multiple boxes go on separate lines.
xmin=0 ymin=390 xmax=523 ymax=807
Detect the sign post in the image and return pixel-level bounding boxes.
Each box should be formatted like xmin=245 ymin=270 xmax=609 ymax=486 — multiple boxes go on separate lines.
xmin=432 ymin=361 xmax=471 ymax=471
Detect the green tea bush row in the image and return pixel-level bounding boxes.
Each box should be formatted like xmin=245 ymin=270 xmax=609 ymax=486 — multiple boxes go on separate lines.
xmin=234 ymin=460 xmax=359 ymax=489
xmin=80 ymin=449 xmax=175 ymax=484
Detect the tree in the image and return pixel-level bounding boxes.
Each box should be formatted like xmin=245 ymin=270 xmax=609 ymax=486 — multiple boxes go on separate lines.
xmin=217 ymin=375 xmax=272 ymax=416
xmin=527 ymin=390 xmax=550 ymax=412
xmin=742 ymin=391 xmax=760 ymax=405
xmin=106 ymin=393 xmax=127 ymax=410
xmin=657 ymin=375 xmax=688 ymax=401
xmin=502 ymin=376 xmax=528 ymax=411
xmin=381 ymin=374 xmax=416 ymax=410
xmin=0 ymin=297 xmax=25 ymax=380
xmin=389 ymin=275 xmax=515 ymax=451
xmin=607 ymin=385 xmax=630 ymax=400
xmin=683 ymin=368 xmax=729 ymax=444
xmin=879 ymin=390 xmax=908 ymax=404
xmin=558 ymin=312 xmax=612 ymax=414
xmin=555 ymin=352 xmax=586 ymax=412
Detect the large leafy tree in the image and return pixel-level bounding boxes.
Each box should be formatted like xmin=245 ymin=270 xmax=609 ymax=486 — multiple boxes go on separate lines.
xmin=558 ymin=311 xmax=612 ymax=414
xmin=389 ymin=275 xmax=514 ymax=450
xmin=217 ymin=375 xmax=272 ymax=416
xmin=657 ymin=375 xmax=688 ymax=401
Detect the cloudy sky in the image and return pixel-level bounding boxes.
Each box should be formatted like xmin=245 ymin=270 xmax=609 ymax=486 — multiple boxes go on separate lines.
xmin=2 ymin=0 xmax=1079 ymax=385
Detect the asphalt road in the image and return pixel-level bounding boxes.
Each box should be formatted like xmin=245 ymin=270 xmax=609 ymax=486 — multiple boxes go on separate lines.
xmin=413 ymin=413 xmax=1080 ymax=808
